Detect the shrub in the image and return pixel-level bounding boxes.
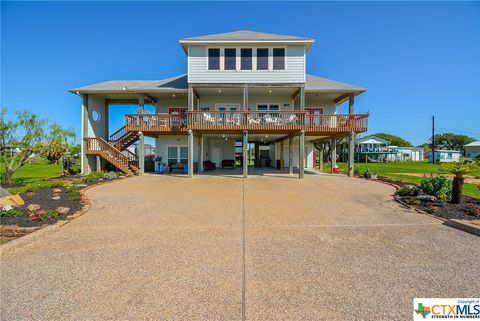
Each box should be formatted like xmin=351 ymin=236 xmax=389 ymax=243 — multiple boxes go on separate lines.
xmin=395 ymin=185 xmax=421 ymax=197
xmin=403 ymin=198 xmax=421 ymax=206
xmin=28 ymin=156 xmax=50 ymax=165
xmin=30 ymin=209 xmax=59 ymax=221
xmin=84 ymin=171 xmax=104 ymax=183
xmin=420 ymin=176 xmax=452 ymax=202
xmin=24 ymin=183 xmax=43 ymax=193
xmin=67 ymin=186 xmax=82 ymax=202
xmin=103 ymin=171 xmax=117 ymax=180
xmin=0 ymin=207 xmax=22 ymax=217
xmin=465 ymin=203 xmax=480 ymax=217
xmin=48 ymin=180 xmax=66 ymax=188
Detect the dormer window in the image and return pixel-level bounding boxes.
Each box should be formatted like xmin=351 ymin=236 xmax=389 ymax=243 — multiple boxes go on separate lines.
xmin=273 ymin=48 xmax=285 ymax=70
xmin=257 ymin=48 xmax=269 ymax=70
xmin=241 ymin=49 xmax=252 ymax=70
xmin=224 ymin=48 xmax=236 ymax=70
xmin=208 ymin=48 xmax=220 ymax=70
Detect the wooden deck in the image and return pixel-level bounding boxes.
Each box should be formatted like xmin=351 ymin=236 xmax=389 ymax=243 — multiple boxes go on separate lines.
xmin=125 ymin=112 xmax=369 ymax=134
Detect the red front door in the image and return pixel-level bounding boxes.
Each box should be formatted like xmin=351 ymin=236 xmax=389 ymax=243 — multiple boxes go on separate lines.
xmin=305 ymin=108 xmax=324 ymax=127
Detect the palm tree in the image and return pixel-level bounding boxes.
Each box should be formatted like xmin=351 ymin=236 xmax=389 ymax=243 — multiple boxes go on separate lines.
xmin=440 ymin=161 xmax=478 ymax=204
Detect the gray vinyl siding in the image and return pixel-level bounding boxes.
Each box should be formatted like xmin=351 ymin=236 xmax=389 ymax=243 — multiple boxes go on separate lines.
xmin=188 ymin=45 xmax=305 ymax=84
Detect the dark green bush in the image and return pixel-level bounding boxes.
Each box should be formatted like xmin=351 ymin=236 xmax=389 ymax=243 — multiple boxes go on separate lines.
xmin=67 ymin=186 xmax=82 ymax=202
xmin=395 ymin=185 xmax=421 ymax=197
xmin=420 ymin=176 xmax=452 ymax=201
xmin=0 ymin=208 xmax=22 ymax=217
xmin=28 ymin=156 xmax=51 ymax=165
xmin=84 ymin=171 xmax=104 ymax=183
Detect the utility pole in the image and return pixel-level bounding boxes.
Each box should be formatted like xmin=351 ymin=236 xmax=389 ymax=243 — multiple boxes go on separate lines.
xmin=431 ymin=115 xmax=435 ymax=164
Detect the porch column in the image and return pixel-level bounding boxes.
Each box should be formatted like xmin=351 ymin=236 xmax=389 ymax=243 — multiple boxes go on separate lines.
xmin=199 ymin=134 xmax=204 ymax=172
xmin=188 ymin=129 xmax=194 ymax=177
xmin=96 ymin=155 xmax=101 ymax=171
xmin=243 ymin=130 xmax=248 ymax=178
xmin=81 ymin=94 xmax=89 ymax=175
xmin=138 ymin=96 xmax=145 ymax=175
xmin=243 ymin=85 xmax=248 ymax=111
xmin=288 ymin=135 xmax=293 ymax=174
xmin=319 ymin=142 xmax=324 ymax=171
xmin=254 ymin=142 xmax=259 ymax=167
xmin=299 ymin=85 xmax=305 ymax=111
xmin=330 ymin=136 xmax=337 ymax=174
xmin=188 ymin=85 xmax=194 ymax=111
xmin=299 ymin=130 xmax=305 ymax=179
xmin=348 ymin=95 xmax=355 ymax=177
xmin=280 ymin=140 xmax=285 ymax=170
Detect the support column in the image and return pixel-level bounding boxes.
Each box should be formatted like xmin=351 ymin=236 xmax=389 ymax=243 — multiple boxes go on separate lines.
xmin=280 ymin=140 xmax=285 ymax=170
xmin=81 ymin=94 xmax=89 ymax=175
xmin=319 ymin=142 xmax=324 ymax=171
xmin=199 ymin=134 xmax=204 ymax=172
xmin=96 ymin=155 xmax=101 ymax=171
xmin=243 ymin=130 xmax=248 ymax=178
xmin=188 ymin=85 xmax=194 ymax=111
xmin=138 ymin=96 xmax=145 ymax=175
xmin=288 ymin=135 xmax=293 ymax=174
xmin=188 ymin=129 xmax=193 ymax=177
xmin=299 ymin=130 xmax=305 ymax=179
xmin=348 ymin=95 xmax=355 ymax=177
xmin=254 ymin=142 xmax=259 ymax=167
xmin=299 ymin=86 xmax=305 ymax=111
xmin=330 ymin=136 xmax=337 ymax=174
xmin=243 ymin=85 xmax=248 ymax=111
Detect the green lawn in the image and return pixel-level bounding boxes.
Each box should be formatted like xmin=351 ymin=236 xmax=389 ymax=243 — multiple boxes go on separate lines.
xmin=1 ymin=164 xmax=66 ymax=194
xmin=321 ymin=161 xmax=480 ymax=199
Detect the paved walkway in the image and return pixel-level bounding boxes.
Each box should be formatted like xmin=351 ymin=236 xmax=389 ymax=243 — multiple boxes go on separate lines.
xmin=1 ymin=175 xmax=479 ymax=320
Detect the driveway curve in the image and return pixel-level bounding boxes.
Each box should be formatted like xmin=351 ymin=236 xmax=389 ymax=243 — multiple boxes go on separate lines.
xmin=1 ymin=174 xmax=479 ymax=321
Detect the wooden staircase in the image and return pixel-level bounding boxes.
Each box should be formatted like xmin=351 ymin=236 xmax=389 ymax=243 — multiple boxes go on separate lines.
xmin=84 ymin=137 xmax=139 ymax=175
xmin=109 ymin=126 xmax=140 ymax=152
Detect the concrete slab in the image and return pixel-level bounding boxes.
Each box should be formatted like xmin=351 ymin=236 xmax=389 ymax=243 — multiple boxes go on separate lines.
xmin=1 ymin=174 xmax=479 ymax=320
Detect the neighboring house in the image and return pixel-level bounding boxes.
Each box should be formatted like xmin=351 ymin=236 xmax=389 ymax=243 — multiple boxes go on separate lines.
xmin=70 ymin=30 xmax=369 ymax=178
xmin=464 ymin=141 xmax=480 ymax=160
xmin=340 ymin=135 xmax=423 ymax=162
xmin=127 ymin=143 xmax=156 ymax=157
xmin=429 ymin=150 xmax=461 ymax=163
xmin=386 ymin=146 xmax=424 ymax=162
xmin=0 ymin=145 xmax=20 ymax=157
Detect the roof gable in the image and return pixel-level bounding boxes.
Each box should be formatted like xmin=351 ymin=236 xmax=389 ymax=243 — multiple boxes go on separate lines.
xmin=356 ymin=135 xmax=390 ymax=145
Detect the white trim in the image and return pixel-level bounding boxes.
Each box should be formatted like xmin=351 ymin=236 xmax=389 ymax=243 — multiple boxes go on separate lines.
xmin=236 ymin=48 xmax=240 ymax=72
xmin=166 ymin=145 xmax=188 ymax=164
xmin=252 ymin=48 xmax=257 ymax=71
xmin=206 ymin=47 xmax=221 ymax=71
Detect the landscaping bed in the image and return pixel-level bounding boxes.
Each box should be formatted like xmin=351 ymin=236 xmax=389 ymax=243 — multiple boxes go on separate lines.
xmin=375 ymin=176 xmax=480 ymax=222
xmin=0 ymin=187 xmax=83 ymax=227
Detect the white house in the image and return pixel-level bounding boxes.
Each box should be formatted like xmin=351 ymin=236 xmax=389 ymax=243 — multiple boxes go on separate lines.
xmin=464 ymin=141 xmax=480 ymax=160
xmin=429 ymin=150 xmax=461 ymax=163
xmin=70 ymin=30 xmax=370 ymax=178
xmin=386 ymin=146 xmax=424 ymax=162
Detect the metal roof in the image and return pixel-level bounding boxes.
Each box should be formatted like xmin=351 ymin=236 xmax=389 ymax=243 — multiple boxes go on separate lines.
xmin=465 ymin=141 xmax=480 ymax=147
xmin=181 ymin=30 xmax=313 ymax=42
xmin=70 ymin=73 xmax=365 ymax=95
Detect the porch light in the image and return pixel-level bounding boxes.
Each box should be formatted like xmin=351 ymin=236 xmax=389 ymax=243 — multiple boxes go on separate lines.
xmin=172 ymin=94 xmax=176 ymax=98
xmin=218 ymin=89 xmax=222 ymax=93
xmin=268 ymin=89 xmax=272 ymax=93
xmin=222 ymin=134 xmax=225 ymax=138
xmin=123 ymin=86 xmax=127 ymax=91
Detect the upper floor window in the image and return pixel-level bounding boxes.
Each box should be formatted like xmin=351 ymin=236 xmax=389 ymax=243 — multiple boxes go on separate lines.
xmin=257 ymin=48 xmax=269 ymax=70
xmin=208 ymin=48 xmax=220 ymax=70
xmin=241 ymin=49 xmax=252 ymax=70
xmin=273 ymin=48 xmax=285 ymax=70
xmin=224 ymin=48 xmax=236 ymax=70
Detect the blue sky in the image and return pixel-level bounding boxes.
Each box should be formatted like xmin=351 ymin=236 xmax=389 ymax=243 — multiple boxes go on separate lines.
xmin=2 ymin=1 xmax=479 ymax=146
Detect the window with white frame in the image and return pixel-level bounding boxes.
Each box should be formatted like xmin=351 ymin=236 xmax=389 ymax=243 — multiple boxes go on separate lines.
xmin=241 ymin=49 xmax=252 ymax=70
xmin=208 ymin=48 xmax=220 ymax=70
xmin=256 ymin=48 xmax=269 ymax=70
xmin=257 ymin=104 xmax=280 ymax=111
xmin=167 ymin=146 xmax=188 ymax=165
xmin=273 ymin=48 xmax=285 ymax=70
xmin=224 ymin=48 xmax=236 ymax=70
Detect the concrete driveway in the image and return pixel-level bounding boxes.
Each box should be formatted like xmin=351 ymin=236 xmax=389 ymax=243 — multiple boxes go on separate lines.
xmin=1 ymin=174 xmax=479 ymax=320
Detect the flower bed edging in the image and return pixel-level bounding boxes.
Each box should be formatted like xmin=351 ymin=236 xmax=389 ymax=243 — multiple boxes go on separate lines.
xmin=445 ymin=219 xmax=480 ymax=237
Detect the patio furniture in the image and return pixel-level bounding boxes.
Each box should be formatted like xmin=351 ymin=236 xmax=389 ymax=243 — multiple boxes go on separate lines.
xmin=221 ymin=159 xmax=235 ymax=169
xmin=203 ymin=160 xmax=216 ymax=171
xmin=170 ymin=162 xmax=184 ymax=173
xmin=157 ymin=163 xmax=166 ymax=174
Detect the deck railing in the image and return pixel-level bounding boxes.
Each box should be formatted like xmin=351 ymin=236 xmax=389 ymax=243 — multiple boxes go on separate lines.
xmin=124 ymin=112 xmax=368 ymax=133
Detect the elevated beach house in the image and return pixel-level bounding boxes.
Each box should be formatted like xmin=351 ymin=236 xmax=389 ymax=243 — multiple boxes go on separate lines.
xmin=70 ymin=31 xmax=368 ymax=178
